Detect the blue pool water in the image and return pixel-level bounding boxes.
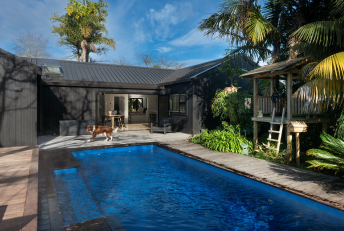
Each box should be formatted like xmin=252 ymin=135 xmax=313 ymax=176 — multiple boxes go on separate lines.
xmin=53 ymin=145 xmax=344 ymax=230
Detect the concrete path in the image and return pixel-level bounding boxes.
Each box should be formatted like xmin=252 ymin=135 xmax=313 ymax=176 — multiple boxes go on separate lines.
xmin=38 ymin=130 xmax=190 ymax=150
xmin=0 ymin=146 xmax=38 ymax=231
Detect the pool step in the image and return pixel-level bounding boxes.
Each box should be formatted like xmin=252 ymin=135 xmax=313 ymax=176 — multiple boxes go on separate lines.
xmin=268 ymin=130 xmax=280 ymax=133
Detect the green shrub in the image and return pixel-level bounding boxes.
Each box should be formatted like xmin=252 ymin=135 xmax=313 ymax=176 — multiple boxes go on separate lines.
xmin=190 ymin=122 xmax=253 ymax=154
xmin=307 ymin=133 xmax=344 ymax=173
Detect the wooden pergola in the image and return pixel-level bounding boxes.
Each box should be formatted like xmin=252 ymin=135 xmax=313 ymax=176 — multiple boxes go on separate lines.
xmin=240 ymin=57 xmax=330 ymax=155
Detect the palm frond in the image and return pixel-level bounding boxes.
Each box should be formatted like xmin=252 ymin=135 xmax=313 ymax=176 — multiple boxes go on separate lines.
xmin=227 ymin=42 xmax=271 ymax=63
xmin=294 ymin=78 xmax=344 ymax=110
xmin=307 ymin=160 xmax=343 ymax=171
xmin=298 ymin=62 xmax=319 ymax=79
xmin=307 ymin=149 xmax=343 ymax=164
xmin=291 ymin=21 xmax=344 ymax=48
xmin=332 ymin=0 xmax=344 ymax=14
xmin=246 ymin=8 xmax=279 ymax=44
xmin=308 ymin=52 xmax=344 ymax=80
xmin=320 ymin=133 xmax=344 ymax=157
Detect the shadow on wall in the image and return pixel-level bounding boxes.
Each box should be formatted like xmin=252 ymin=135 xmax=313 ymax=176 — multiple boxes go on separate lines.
xmin=0 ymin=51 xmax=39 ymax=147
xmin=40 ymin=85 xmax=95 ymax=135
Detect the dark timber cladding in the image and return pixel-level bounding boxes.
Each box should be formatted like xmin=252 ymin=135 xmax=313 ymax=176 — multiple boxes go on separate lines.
xmin=39 ymin=85 xmax=160 ymax=135
xmin=0 ymin=49 xmax=41 ymax=147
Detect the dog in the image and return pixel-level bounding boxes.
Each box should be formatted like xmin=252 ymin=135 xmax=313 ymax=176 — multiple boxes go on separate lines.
xmin=86 ymin=125 xmax=119 ymax=142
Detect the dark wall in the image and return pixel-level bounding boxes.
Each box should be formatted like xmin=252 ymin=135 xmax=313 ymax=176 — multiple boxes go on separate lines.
xmin=192 ymin=57 xmax=255 ymax=133
xmin=0 ymin=53 xmax=39 ymax=147
xmin=164 ymin=82 xmax=193 ymax=133
xmin=39 ymin=84 xmax=160 ymax=135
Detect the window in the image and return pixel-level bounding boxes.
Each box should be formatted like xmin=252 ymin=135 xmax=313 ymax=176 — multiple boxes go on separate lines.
xmin=129 ymin=98 xmax=143 ymax=112
xmin=43 ymin=65 xmax=62 ymax=76
xmin=169 ymin=94 xmax=186 ymax=113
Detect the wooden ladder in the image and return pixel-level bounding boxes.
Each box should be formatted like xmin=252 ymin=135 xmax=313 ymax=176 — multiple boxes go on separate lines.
xmin=267 ymin=107 xmax=285 ymax=155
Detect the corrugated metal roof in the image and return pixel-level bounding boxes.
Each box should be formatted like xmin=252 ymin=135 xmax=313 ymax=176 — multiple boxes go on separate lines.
xmin=240 ymin=57 xmax=307 ymax=78
xmin=23 ymin=57 xmax=227 ymax=85
xmin=159 ymin=58 xmax=223 ymax=84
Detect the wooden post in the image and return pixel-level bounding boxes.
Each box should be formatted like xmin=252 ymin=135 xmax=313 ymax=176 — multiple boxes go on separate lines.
xmin=286 ymin=73 xmax=293 ymax=155
xmin=270 ymin=77 xmax=274 ymax=116
xmin=287 ymin=127 xmax=293 ymax=158
xmin=254 ymin=78 xmax=258 ymax=117
xmin=287 ymin=73 xmax=293 ymax=121
xmin=296 ymin=132 xmax=300 ymax=167
xmin=253 ymin=78 xmax=258 ymax=149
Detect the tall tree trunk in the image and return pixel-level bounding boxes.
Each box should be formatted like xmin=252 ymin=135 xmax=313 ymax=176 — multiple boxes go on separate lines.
xmin=81 ymin=39 xmax=88 ymax=62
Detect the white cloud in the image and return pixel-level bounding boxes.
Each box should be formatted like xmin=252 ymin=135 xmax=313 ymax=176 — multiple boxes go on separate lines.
xmin=132 ymin=18 xmax=152 ymax=43
xmin=156 ymin=46 xmax=172 ymax=53
xmin=170 ymin=28 xmax=228 ymax=47
xmin=146 ymin=2 xmax=194 ymax=40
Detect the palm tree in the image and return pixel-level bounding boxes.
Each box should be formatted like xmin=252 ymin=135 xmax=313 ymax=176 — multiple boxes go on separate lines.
xmin=51 ymin=0 xmax=115 ymax=62
xmin=291 ymin=0 xmax=344 ymax=110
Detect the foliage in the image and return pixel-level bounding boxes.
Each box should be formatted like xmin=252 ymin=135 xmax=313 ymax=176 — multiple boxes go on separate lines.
xmin=212 ymin=88 xmax=252 ymax=135
xmin=199 ymin=0 xmax=334 ymax=64
xmin=335 ymin=108 xmax=344 ymax=139
xmin=51 ymin=0 xmax=115 ymax=62
xmin=306 ymin=133 xmax=344 ymax=173
xmin=12 ymin=32 xmax=51 ymax=58
xmin=292 ymin=0 xmax=344 ymax=110
xmin=190 ymin=122 xmax=253 ymax=154
xmin=219 ymin=55 xmax=249 ymax=87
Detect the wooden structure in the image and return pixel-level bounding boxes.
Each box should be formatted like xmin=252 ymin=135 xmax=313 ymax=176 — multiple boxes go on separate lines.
xmin=288 ymin=121 xmax=308 ymax=167
xmin=240 ymin=57 xmax=330 ymax=155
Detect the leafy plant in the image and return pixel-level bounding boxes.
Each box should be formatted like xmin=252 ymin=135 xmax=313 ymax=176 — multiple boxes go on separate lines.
xmin=190 ymin=122 xmax=253 ymax=154
xmin=335 ymin=109 xmax=344 ymax=140
xmin=306 ymin=133 xmax=344 ymax=173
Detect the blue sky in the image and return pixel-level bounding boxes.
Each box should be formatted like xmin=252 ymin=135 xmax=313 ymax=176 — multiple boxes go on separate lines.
xmin=0 ymin=0 xmax=232 ymax=67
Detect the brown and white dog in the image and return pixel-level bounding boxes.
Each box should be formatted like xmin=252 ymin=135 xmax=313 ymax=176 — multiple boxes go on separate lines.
xmin=86 ymin=125 xmax=119 ymax=142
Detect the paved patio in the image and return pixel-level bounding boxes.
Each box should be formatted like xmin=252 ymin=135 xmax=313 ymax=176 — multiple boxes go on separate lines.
xmin=37 ymin=130 xmax=344 ymax=230
xmin=0 ymin=146 xmax=38 ymax=231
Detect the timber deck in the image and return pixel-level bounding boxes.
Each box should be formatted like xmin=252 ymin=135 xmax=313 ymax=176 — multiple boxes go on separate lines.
xmin=0 ymin=146 xmax=39 ymax=231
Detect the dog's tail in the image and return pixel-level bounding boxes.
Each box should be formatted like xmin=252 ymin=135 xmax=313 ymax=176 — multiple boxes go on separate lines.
xmin=112 ymin=127 xmax=119 ymax=134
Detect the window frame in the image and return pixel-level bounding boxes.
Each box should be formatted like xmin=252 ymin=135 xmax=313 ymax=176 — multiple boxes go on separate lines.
xmin=169 ymin=94 xmax=187 ymax=115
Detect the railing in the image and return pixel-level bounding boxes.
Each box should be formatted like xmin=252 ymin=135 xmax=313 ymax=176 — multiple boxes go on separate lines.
xmin=258 ymin=96 xmax=325 ymax=115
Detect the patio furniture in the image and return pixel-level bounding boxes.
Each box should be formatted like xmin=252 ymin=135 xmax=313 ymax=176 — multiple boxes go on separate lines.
xmin=103 ymin=115 xmax=125 ymax=131
xmin=151 ymin=117 xmax=173 ymax=135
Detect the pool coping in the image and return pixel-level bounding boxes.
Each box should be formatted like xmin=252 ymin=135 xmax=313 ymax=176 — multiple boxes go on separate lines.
xmin=39 ymin=142 xmax=344 ymax=230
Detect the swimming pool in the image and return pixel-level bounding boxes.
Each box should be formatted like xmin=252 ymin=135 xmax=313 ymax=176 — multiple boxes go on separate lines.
xmin=52 ymin=145 xmax=344 ymax=230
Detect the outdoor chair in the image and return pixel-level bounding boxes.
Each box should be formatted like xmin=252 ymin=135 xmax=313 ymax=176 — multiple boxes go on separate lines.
xmin=151 ymin=117 xmax=173 ymax=135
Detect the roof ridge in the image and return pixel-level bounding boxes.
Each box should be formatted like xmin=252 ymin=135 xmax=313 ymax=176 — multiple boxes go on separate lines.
xmin=60 ymin=60 xmax=177 ymax=71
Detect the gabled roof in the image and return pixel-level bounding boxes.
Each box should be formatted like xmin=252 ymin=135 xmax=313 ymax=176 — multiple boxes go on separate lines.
xmin=159 ymin=58 xmax=223 ymax=84
xmin=240 ymin=57 xmax=307 ymax=78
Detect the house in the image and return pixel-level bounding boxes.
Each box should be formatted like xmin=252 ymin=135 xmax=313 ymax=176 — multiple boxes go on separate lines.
xmin=0 ymin=48 xmax=255 ymax=147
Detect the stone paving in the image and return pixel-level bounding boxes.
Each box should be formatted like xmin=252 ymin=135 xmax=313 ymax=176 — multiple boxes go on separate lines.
xmin=37 ymin=130 xmax=344 ymax=230
xmin=0 ymin=146 xmax=38 ymax=231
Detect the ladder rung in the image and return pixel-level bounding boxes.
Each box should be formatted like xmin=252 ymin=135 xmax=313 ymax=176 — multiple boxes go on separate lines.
xmin=270 ymin=122 xmax=282 ymax=125
xmin=267 ymin=138 xmax=279 ymax=142
xmin=267 ymin=147 xmax=278 ymax=150
xmin=268 ymin=130 xmax=280 ymax=133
